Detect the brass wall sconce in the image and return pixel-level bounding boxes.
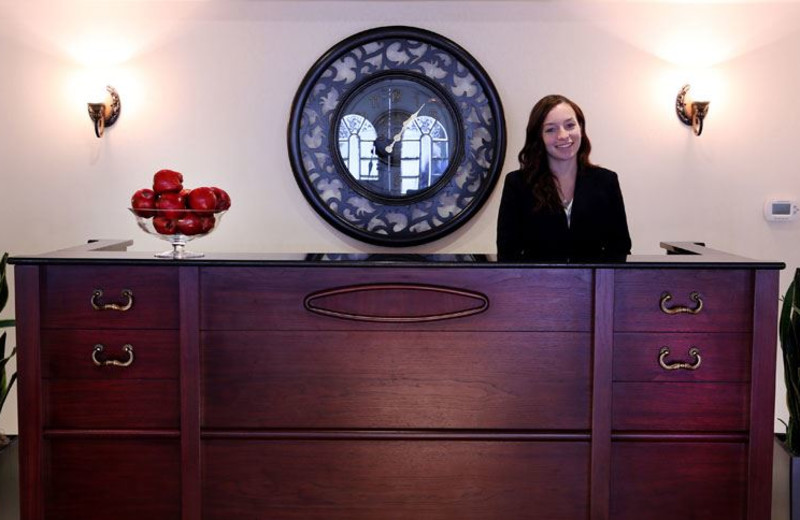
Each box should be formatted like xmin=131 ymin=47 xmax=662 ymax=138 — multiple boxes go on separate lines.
xmin=675 ymin=84 xmax=710 ymax=136
xmin=87 ymin=85 xmax=121 ymax=138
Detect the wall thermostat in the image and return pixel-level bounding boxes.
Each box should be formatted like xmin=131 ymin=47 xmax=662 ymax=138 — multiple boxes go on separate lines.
xmin=764 ymin=198 xmax=799 ymax=221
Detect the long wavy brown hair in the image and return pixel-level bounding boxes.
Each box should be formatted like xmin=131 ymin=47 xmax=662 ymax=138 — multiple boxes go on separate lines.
xmin=518 ymin=95 xmax=594 ymax=212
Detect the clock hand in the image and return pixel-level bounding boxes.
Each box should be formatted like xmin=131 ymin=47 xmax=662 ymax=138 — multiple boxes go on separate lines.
xmin=385 ymin=104 xmax=425 ymax=154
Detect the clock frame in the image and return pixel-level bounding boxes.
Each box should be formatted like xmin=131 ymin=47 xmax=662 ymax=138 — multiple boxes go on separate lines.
xmin=288 ymin=25 xmax=506 ymax=246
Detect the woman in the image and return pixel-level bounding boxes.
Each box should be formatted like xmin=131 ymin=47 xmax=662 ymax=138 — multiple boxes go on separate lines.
xmin=496 ymin=94 xmax=631 ymax=261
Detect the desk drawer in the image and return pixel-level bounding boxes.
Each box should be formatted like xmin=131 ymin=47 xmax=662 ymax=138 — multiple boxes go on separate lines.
xmin=44 ymin=379 xmax=179 ymax=429
xmin=612 ymin=382 xmax=749 ymax=431
xmin=42 ymin=330 xmax=179 ymax=379
xmin=613 ymin=333 xmax=751 ymax=382
xmin=611 ymin=442 xmax=746 ymax=520
xmin=45 ymin=438 xmax=180 ymax=520
xmin=614 ymin=270 xmax=752 ymax=332
xmin=200 ymin=267 xmax=592 ymax=331
xmin=42 ymin=266 xmax=178 ymax=329
xmin=203 ymin=439 xmax=590 ymax=520
xmin=202 ymin=331 xmax=591 ymax=430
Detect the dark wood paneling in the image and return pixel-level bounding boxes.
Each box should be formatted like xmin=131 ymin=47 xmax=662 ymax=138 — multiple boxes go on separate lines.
xmin=44 ymin=380 xmax=179 ymax=429
xmin=41 ymin=329 xmax=179 ymax=379
xmin=747 ymin=269 xmax=780 ymax=519
xmin=202 ymin=331 xmax=591 ymax=430
xmin=44 ymin=438 xmax=180 ymax=520
xmin=591 ymin=269 xmax=614 ymax=520
xmin=202 ymin=439 xmax=590 ymax=520
xmin=614 ymin=269 xmax=753 ymax=332
xmin=200 ymin=267 xmax=593 ymax=331
xmin=612 ymin=382 xmax=749 ymax=431
xmin=613 ymin=332 xmax=751 ymax=382
xmin=611 ymin=442 xmax=747 ymax=520
xmin=179 ymin=266 xmax=202 ymax=520
xmin=14 ymin=265 xmax=44 ymax=520
xmin=41 ymin=266 xmax=178 ymax=329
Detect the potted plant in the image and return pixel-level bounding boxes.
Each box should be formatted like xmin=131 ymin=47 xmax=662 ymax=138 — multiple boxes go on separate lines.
xmin=0 ymin=251 xmax=18 ymax=520
xmin=776 ymin=266 xmax=800 ymax=520
xmin=0 ymin=252 xmax=15 ymax=449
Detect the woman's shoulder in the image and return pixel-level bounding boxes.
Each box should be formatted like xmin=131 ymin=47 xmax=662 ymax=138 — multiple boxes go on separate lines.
xmin=581 ymin=165 xmax=620 ymax=185
xmin=583 ymin=164 xmax=618 ymax=177
xmin=502 ymin=169 xmax=526 ymax=187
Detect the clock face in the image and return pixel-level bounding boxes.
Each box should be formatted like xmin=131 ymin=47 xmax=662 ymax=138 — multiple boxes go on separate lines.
xmin=288 ymin=26 xmax=506 ymax=247
xmin=334 ymin=73 xmax=461 ymax=200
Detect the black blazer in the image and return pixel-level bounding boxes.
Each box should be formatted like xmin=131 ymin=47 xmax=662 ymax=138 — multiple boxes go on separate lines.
xmin=496 ymin=166 xmax=632 ymax=261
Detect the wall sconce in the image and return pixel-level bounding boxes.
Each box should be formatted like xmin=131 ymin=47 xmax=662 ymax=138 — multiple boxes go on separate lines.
xmin=675 ymin=84 xmax=710 ymax=136
xmin=87 ymin=85 xmax=121 ymax=138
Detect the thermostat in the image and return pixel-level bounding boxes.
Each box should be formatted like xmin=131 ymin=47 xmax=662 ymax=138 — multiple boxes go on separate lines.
xmin=764 ymin=198 xmax=799 ymax=221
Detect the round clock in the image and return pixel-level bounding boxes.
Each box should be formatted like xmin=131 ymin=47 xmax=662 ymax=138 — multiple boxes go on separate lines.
xmin=288 ymin=26 xmax=506 ymax=246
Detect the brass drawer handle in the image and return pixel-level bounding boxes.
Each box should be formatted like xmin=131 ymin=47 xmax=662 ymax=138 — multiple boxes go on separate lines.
xmin=92 ymin=344 xmax=135 ymax=367
xmin=658 ymin=346 xmax=701 ymax=371
xmin=659 ymin=291 xmax=703 ymax=315
xmin=91 ymin=289 xmax=134 ymax=312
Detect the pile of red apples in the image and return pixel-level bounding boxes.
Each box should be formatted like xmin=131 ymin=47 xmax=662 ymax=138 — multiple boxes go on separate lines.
xmin=131 ymin=169 xmax=231 ymax=236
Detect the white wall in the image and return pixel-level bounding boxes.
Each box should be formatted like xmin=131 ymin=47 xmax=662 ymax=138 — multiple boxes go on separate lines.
xmin=2 ymin=0 xmax=800 ymax=435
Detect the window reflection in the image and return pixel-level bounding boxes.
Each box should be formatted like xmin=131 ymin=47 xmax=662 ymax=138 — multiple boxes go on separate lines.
xmin=338 ymin=114 xmax=451 ymax=197
xmin=338 ymin=114 xmax=379 ymax=181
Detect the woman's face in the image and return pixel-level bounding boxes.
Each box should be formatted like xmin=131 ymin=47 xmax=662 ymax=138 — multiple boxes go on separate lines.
xmin=541 ymin=102 xmax=581 ymax=164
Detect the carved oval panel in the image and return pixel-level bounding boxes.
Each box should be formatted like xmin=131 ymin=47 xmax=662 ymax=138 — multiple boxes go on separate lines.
xmin=304 ymin=283 xmax=489 ymax=322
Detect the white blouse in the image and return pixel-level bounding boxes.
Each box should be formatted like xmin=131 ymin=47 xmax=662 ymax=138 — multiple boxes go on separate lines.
xmin=564 ymin=199 xmax=574 ymax=227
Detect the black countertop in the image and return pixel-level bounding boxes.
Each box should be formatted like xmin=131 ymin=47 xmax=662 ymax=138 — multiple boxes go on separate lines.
xmin=7 ymin=240 xmax=786 ymax=270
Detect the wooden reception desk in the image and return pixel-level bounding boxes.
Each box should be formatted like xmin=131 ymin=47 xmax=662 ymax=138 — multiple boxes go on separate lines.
xmin=10 ymin=240 xmax=784 ymax=520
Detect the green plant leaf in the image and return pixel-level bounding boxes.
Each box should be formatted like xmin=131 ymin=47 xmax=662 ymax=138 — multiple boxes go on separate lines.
xmin=0 ymin=253 xmax=14 ymax=420
xmin=0 ymin=373 xmax=16 ymax=412
xmin=0 ymin=347 xmax=15 ymax=372
xmin=781 ymin=267 xmax=800 ymax=455
xmin=0 ymin=252 xmax=8 ymax=316
xmin=0 ymin=333 xmax=7 ymax=401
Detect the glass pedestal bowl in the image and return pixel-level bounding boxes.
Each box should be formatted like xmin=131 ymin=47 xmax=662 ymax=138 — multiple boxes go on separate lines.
xmin=129 ymin=208 xmax=226 ymax=259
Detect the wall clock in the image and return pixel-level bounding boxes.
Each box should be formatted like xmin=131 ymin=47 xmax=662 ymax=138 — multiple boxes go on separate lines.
xmin=288 ymin=26 xmax=506 ymax=246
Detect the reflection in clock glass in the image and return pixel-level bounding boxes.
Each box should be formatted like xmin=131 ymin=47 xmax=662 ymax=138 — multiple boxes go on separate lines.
xmin=338 ymin=112 xmax=453 ymax=199
xmin=336 ymin=78 xmax=457 ymax=200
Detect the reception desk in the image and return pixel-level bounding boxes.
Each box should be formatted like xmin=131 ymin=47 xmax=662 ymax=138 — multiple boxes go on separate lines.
xmin=10 ymin=240 xmax=784 ymax=520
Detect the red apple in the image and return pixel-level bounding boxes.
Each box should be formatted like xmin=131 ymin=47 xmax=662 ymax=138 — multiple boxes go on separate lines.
xmin=152 ymin=216 xmax=177 ymax=235
xmin=199 ymin=214 xmax=216 ymax=233
xmin=188 ymin=187 xmax=218 ymax=211
xmin=152 ymin=169 xmax=184 ymax=194
xmin=210 ymin=187 xmax=231 ymax=211
xmin=155 ymin=192 xmax=187 ymax=220
xmin=177 ymin=213 xmax=203 ymax=235
xmin=131 ymin=188 xmax=156 ymax=218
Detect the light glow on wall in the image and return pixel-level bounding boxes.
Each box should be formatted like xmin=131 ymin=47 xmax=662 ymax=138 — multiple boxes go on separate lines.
xmin=63 ymin=29 xmax=139 ymax=69
xmin=579 ymin=2 xmax=800 ymax=68
xmin=1 ymin=1 xmax=205 ymax=135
